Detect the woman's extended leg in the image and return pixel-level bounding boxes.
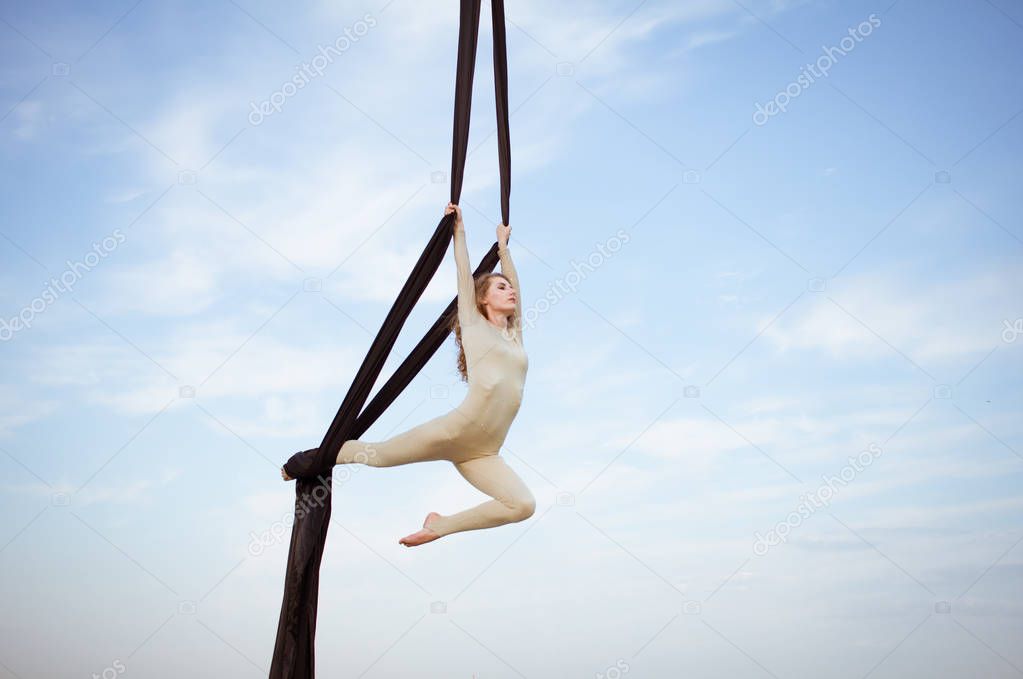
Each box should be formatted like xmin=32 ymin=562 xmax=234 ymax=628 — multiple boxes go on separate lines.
xmin=337 ymin=412 xmax=461 ymax=468
xmin=427 ymin=455 xmax=536 ymax=538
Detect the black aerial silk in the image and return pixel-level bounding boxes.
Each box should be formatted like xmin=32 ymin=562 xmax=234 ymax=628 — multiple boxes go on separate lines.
xmin=269 ymin=1 xmax=511 ymax=676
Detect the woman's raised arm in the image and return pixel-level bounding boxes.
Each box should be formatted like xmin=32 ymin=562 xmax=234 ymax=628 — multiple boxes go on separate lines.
xmin=497 ymin=224 xmax=522 ymax=341
xmin=447 ymin=203 xmax=478 ymax=325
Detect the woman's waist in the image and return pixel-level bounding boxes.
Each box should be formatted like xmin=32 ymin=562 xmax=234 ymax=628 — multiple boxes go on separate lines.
xmin=466 ymin=379 xmax=524 ymax=401
xmin=461 ymin=383 xmax=523 ymax=415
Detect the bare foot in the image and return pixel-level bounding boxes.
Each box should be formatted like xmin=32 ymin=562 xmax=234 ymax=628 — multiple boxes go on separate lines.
xmin=281 ymin=467 xmax=292 ymax=481
xmin=399 ymin=512 xmax=442 ymax=547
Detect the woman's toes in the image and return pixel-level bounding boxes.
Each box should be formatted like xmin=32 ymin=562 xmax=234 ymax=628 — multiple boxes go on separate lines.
xmin=398 ymin=512 xmax=443 ymax=546
xmin=399 ymin=527 xmax=440 ymax=547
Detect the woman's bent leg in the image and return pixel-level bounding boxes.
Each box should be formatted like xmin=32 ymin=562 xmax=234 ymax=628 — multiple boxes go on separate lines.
xmin=337 ymin=413 xmax=460 ymax=468
xmin=429 ymin=455 xmax=536 ymax=538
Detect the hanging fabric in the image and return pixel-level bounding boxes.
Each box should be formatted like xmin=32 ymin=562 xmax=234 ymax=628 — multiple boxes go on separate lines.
xmin=269 ymin=1 xmax=511 ymax=676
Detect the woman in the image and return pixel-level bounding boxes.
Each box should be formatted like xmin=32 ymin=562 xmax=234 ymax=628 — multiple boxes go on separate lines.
xmin=282 ymin=202 xmax=534 ymax=547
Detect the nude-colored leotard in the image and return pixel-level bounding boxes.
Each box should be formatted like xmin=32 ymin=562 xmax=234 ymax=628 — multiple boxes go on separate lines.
xmin=336 ymin=224 xmax=534 ymax=537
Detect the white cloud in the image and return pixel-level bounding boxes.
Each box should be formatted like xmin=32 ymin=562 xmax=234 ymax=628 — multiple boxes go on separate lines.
xmin=12 ymin=99 xmax=44 ymax=140
xmin=686 ymin=29 xmax=739 ymax=49
xmin=763 ymin=267 xmax=1021 ymax=365
xmin=101 ymin=246 xmax=222 ymax=316
xmin=27 ymin=314 xmax=368 ymax=417
xmin=0 ymin=386 xmax=56 ymax=437
xmin=3 ymin=468 xmax=182 ymax=508
xmin=622 ymin=415 xmax=746 ymax=474
xmin=103 ymin=187 xmax=149 ymax=204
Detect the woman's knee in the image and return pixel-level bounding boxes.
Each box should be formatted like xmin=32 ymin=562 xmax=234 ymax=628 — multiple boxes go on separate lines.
xmin=506 ymin=492 xmax=536 ymax=522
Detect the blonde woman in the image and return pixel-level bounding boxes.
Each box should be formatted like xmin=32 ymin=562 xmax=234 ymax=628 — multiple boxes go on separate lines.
xmin=283 ymin=202 xmax=533 ymax=547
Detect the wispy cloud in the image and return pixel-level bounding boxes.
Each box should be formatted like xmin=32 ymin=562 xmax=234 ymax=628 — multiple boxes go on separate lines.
xmin=3 ymin=468 xmax=182 ymax=507
xmin=763 ymin=267 xmax=1019 ymax=365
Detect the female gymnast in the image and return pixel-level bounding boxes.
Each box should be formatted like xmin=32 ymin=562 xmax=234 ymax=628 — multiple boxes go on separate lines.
xmin=281 ymin=202 xmax=534 ymax=547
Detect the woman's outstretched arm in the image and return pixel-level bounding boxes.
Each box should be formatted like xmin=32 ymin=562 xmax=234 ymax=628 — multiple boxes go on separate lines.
xmin=447 ymin=203 xmax=478 ymax=326
xmin=496 ymin=224 xmax=522 ymax=341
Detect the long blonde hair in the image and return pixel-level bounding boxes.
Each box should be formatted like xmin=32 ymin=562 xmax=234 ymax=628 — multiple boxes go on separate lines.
xmin=449 ymin=272 xmax=515 ymax=382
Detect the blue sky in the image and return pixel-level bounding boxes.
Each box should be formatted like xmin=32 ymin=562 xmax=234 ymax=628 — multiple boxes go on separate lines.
xmin=1 ymin=0 xmax=1022 ymax=677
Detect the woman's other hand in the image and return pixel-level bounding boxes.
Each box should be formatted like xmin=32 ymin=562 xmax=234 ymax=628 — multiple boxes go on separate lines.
xmin=496 ymin=222 xmax=510 ymax=246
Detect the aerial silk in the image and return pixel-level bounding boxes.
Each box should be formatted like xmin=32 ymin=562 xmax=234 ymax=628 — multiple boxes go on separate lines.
xmin=269 ymin=0 xmax=511 ymax=676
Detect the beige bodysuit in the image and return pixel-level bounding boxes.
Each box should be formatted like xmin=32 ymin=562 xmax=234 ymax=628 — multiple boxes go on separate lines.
xmin=336 ymin=224 xmax=534 ymax=538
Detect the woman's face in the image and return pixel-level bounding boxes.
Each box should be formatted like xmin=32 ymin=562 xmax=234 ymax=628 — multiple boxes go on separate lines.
xmin=483 ymin=276 xmax=516 ymax=314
